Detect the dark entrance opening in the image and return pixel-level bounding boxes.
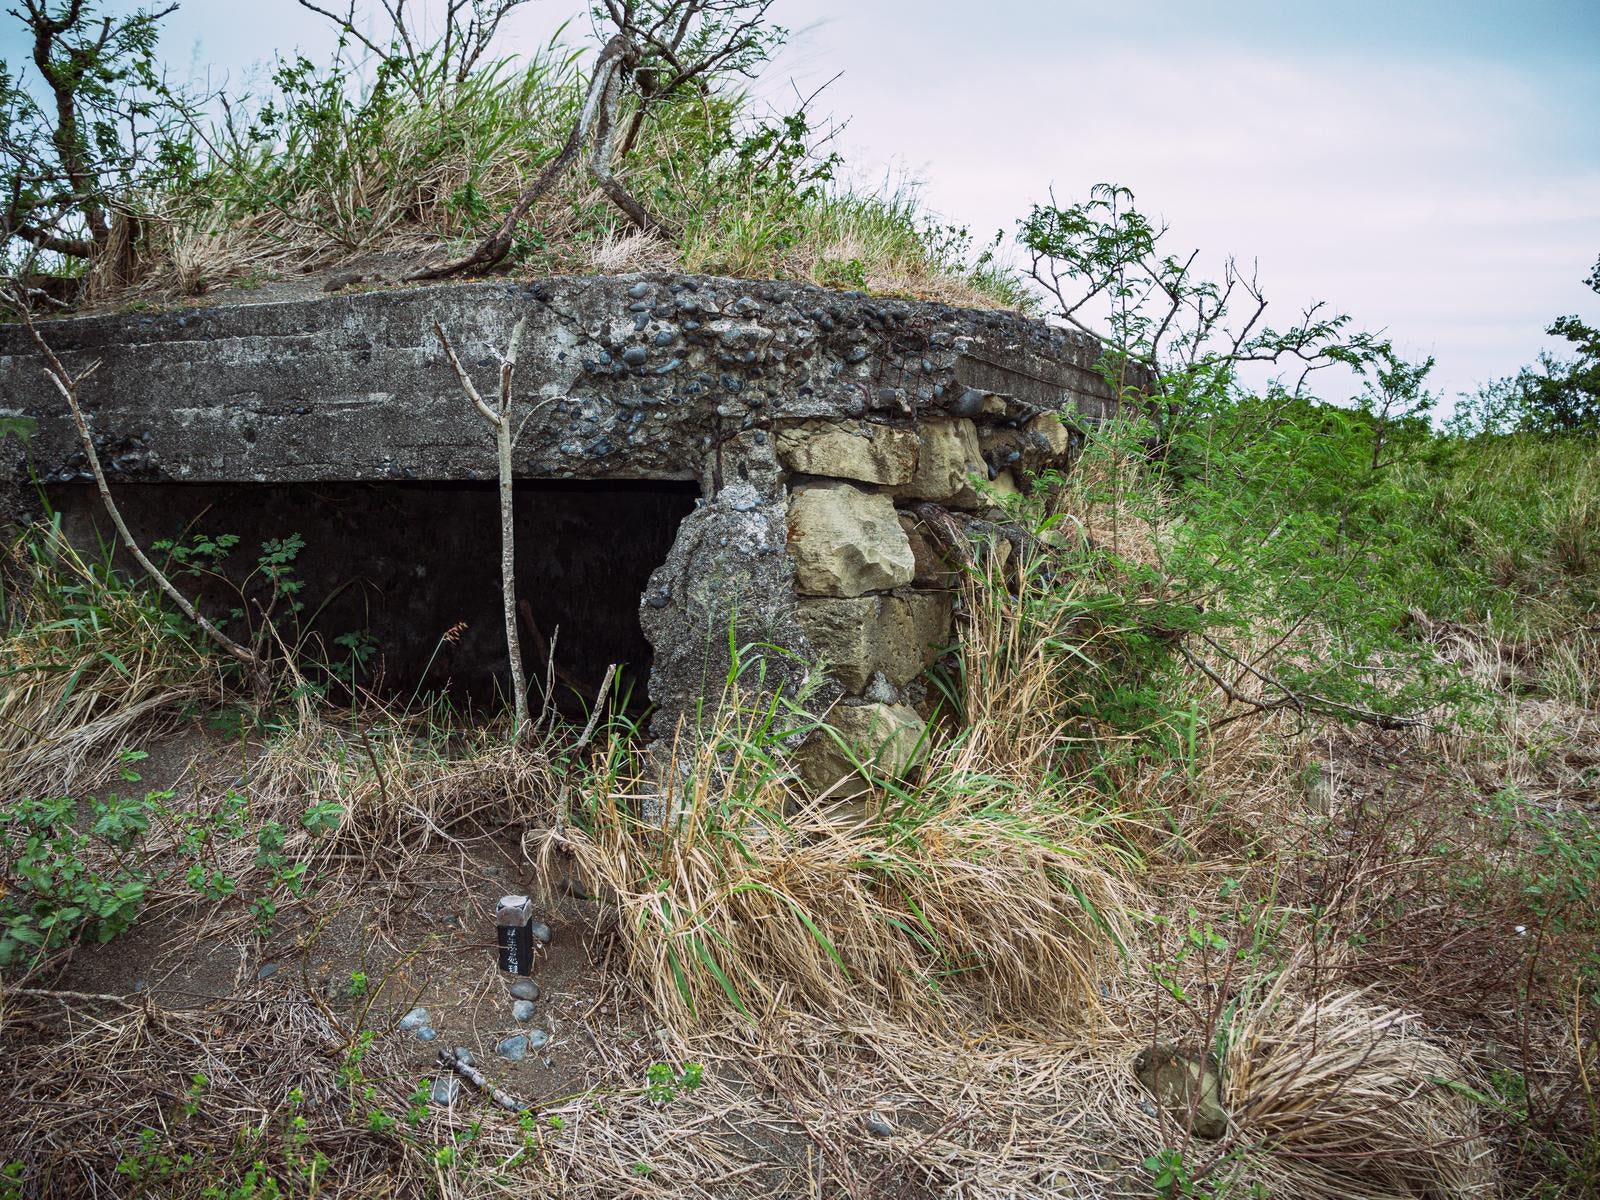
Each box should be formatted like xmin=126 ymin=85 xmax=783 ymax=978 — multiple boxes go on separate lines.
xmin=44 ymin=479 xmax=701 ymax=712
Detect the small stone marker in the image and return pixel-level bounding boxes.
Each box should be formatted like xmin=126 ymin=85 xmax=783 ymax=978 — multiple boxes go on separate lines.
xmin=497 ymin=894 xmax=535 ymax=975
xmin=1132 ymin=1042 xmax=1229 ymax=1140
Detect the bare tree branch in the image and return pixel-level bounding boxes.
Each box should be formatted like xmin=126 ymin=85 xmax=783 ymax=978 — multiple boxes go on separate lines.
xmin=1181 ymin=639 xmax=1420 ymax=733
xmin=405 ymin=0 xmax=779 ymax=278
xmin=10 ymin=296 xmax=267 ymax=676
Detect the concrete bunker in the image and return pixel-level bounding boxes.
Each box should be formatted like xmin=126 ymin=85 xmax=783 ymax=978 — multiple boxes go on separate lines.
xmin=1 ymin=275 xmax=1119 ymax=788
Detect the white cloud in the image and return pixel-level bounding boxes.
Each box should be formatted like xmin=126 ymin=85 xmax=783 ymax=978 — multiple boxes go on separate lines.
xmin=758 ymin=11 xmax=1600 ymax=401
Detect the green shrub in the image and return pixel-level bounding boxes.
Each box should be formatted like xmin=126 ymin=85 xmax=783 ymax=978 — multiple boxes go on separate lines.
xmin=0 ymin=789 xmax=159 ymax=967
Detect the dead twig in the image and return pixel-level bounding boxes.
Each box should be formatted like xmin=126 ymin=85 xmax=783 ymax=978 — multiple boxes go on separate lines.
xmin=14 ymin=304 xmax=268 ymax=681
xmin=1181 ymin=639 xmax=1420 ymax=732
xmin=436 ymin=1046 xmax=530 ymax=1113
xmin=572 ymin=664 xmax=618 ymax=754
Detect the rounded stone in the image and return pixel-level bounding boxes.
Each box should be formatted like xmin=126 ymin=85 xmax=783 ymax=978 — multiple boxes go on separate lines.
xmin=509 ymin=978 xmax=541 ymax=1001
xmin=795 ymin=702 xmax=928 ymax=797
xmin=622 ymin=345 xmax=649 ymax=367
xmin=512 ymin=999 xmax=537 ymax=1021
xmin=398 ymin=1007 xmax=430 ymax=1031
xmin=495 ymin=1034 xmax=529 ymax=1062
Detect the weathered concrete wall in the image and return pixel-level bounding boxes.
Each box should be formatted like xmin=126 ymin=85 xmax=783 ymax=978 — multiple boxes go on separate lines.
xmin=0 ymin=274 xmax=1122 ymax=787
xmin=0 ymin=275 xmax=1115 ymax=486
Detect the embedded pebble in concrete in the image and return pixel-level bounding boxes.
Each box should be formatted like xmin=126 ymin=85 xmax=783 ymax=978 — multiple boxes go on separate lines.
xmin=529 ymin=921 xmax=552 ymax=944
xmin=508 ymin=978 xmax=540 ymax=1002
xmin=430 ymin=1075 xmax=460 ymax=1107
xmin=495 ymin=1034 xmax=530 ymax=1062
xmin=863 ymin=671 xmax=900 ymax=706
xmin=398 ymin=1007 xmax=430 ymax=1031
xmin=511 ymin=1000 xmax=537 ymax=1021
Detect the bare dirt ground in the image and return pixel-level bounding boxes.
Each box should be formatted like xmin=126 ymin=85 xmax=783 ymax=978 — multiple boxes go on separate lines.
xmin=55 ymin=723 xmax=651 ymax=1109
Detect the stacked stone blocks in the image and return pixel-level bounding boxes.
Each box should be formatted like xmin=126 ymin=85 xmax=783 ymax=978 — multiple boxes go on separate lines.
xmin=780 ymin=413 xmax=1068 ymax=795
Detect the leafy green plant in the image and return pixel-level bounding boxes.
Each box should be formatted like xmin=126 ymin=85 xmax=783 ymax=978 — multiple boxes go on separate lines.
xmin=0 ymin=0 xmax=198 ymax=282
xmin=644 ymin=1060 xmax=705 ymax=1104
xmin=0 ymin=790 xmax=156 ymax=967
xmin=1145 ymin=1148 xmax=1208 ymax=1199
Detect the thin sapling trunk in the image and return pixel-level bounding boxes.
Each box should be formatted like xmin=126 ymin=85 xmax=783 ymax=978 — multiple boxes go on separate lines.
xmin=434 ymin=317 xmax=532 ymax=737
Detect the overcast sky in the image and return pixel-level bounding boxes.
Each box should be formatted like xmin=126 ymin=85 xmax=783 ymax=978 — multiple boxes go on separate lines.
xmin=8 ymin=0 xmax=1598 ymax=403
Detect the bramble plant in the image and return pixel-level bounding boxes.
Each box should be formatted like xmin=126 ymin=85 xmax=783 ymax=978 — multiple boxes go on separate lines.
xmin=1012 ymin=184 xmax=1479 ymax=732
xmin=0 ymin=0 xmax=198 ymax=283
xmin=0 ymin=741 xmax=342 ymax=971
xmin=0 ymin=790 xmax=155 ymax=966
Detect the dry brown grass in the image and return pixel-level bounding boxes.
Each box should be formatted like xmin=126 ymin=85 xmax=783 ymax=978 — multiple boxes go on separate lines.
xmin=252 ymin=701 xmax=566 ymax=868
xmin=1228 ymin=983 xmax=1496 ymax=1200
xmin=546 ymin=689 xmax=1131 ymax=1031
xmin=0 ymin=527 xmax=216 ymax=799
